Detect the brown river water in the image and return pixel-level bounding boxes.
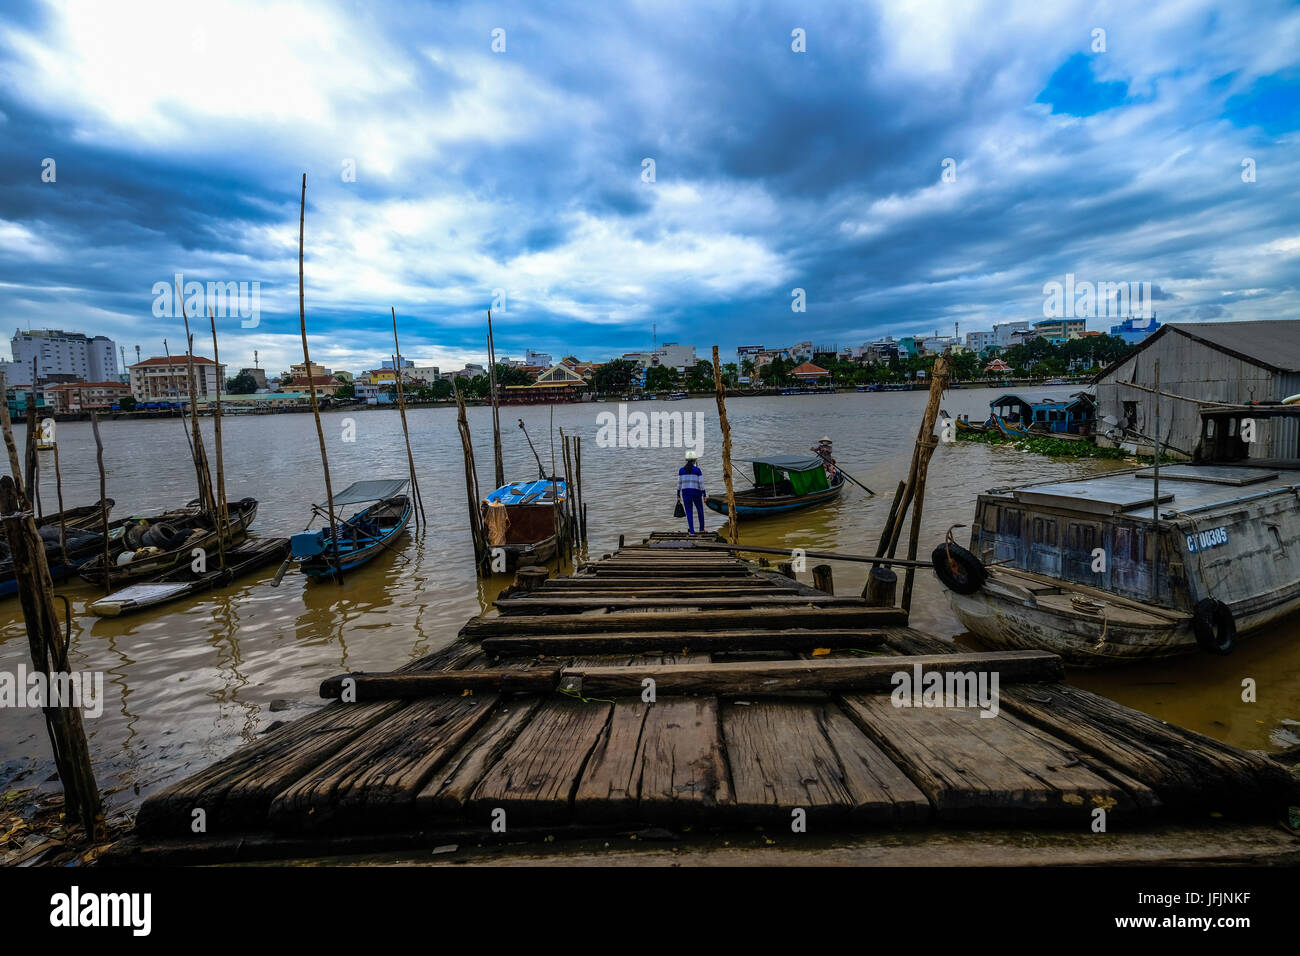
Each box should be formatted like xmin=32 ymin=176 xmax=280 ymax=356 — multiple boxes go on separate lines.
xmin=2 ymin=385 xmax=1297 ymax=815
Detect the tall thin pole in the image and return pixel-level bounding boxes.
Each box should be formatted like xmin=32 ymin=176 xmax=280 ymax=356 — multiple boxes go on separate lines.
xmin=208 ymin=306 xmax=230 ymax=549
xmin=487 ymin=310 xmax=504 ymax=488
xmin=712 ymin=345 xmax=738 ymax=544
xmin=297 ymin=173 xmax=343 ymax=584
xmin=1152 ymin=359 xmax=1160 ymax=603
xmin=25 ymin=357 xmax=41 ymax=518
xmin=90 ymin=412 xmax=110 ymax=594
xmin=899 ymin=353 xmax=951 ymax=613
xmin=51 ymin=434 xmax=68 ymax=568
xmin=391 ymin=307 xmax=426 ymax=528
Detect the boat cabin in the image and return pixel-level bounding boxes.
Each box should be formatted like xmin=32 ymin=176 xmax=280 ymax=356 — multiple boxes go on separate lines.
xmin=746 ymin=455 xmax=831 ymax=496
xmin=987 ymin=392 xmax=1095 ymax=434
xmin=969 ymin=405 xmax=1300 ymax=613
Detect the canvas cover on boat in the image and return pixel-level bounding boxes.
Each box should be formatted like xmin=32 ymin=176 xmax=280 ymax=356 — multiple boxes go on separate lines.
xmin=483 ymin=479 xmax=566 ymax=506
xmin=746 ymin=456 xmax=830 ymax=494
xmin=331 ymin=479 xmax=410 ymax=506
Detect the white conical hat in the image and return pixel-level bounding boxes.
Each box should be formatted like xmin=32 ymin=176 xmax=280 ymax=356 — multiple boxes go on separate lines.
xmin=684 ymin=449 xmax=699 ymax=460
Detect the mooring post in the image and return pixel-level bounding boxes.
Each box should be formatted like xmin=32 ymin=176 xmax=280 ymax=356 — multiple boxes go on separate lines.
xmin=712 ymin=346 xmax=738 ymax=544
xmin=812 ymin=564 xmax=834 ymax=594
xmin=865 ymin=566 xmax=898 ymax=607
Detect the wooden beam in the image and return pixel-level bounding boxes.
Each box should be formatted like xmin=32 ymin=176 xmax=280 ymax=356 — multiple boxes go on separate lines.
xmin=462 ymin=606 xmax=907 ymax=636
xmin=565 ymin=650 xmax=1062 ymax=697
xmin=494 ymin=594 xmax=875 ymax=612
xmin=320 ymin=668 xmax=561 ymax=701
xmin=481 ymin=629 xmax=888 ymax=656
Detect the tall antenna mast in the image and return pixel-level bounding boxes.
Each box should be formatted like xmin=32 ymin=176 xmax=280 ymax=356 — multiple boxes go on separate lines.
xmin=254 ymin=349 xmax=259 ymax=369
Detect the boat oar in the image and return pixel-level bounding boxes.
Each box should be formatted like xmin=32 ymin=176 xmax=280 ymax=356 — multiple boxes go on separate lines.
xmin=837 ymin=467 xmax=875 ymax=496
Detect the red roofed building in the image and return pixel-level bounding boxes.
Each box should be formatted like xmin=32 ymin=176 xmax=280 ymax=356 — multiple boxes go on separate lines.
xmin=285 ymin=374 xmax=345 ymax=396
xmin=790 ymin=361 xmax=830 ymax=382
xmin=984 ymin=358 xmax=1013 ymax=374
xmin=129 ymin=354 xmax=226 ymax=402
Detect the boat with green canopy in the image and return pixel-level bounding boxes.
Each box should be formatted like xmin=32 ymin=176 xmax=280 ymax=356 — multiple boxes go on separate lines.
xmin=705 ymin=454 xmax=844 ymax=517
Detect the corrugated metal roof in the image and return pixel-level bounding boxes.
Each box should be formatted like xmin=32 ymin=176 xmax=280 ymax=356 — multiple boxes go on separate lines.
xmin=1166 ymin=321 xmax=1300 ymax=373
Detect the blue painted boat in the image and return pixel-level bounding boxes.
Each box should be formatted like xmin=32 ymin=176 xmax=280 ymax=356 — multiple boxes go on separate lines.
xmin=291 ymin=479 xmax=412 ymax=579
xmin=480 ymin=477 xmax=570 ymax=571
xmin=705 ymin=454 xmax=844 ymax=517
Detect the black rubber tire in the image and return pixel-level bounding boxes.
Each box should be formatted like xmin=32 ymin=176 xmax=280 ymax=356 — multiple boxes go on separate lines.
xmin=124 ymin=523 xmax=147 ymax=550
xmin=1193 ymin=598 xmax=1235 ymax=655
xmin=931 ymin=542 xmax=987 ymax=595
xmin=143 ymin=522 xmax=181 ymax=549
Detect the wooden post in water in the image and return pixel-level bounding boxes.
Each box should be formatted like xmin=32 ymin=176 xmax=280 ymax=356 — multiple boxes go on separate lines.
xmin=90 ymin=412 xmax=110 ymax=593
xmin=174 ymin=291 xmax=217 ymax=522
xmin=575 ymin=435 xmax=586 ymax=541
xmin=1151 ymin=359 xmax=1160 ymax=604
xmin=391 ymin=308 xmax=427 ymax=529
xmin=25 ymin=358 xmax=41 ymax=518
xmin=0 ymin=403 xmax=104 ymax=841
xmin=899 ymin=353 xmax=951 ymax=614
xmin=454 ymin=380 xmax=487 ymax=572
xmin=712 ymin=346 xmax=738 ymax=544
xmin=50 ymin=425 xmax=68 ymax=567
xmin=207 ymin=308 xmax=231 ymax=563
xmin=296 ymin=174 xmax=343 ymax=584
xmin=812 ymin=564 xmax=834 ymax=594
xmin=487 ymin=310 xmax=505 ymax=489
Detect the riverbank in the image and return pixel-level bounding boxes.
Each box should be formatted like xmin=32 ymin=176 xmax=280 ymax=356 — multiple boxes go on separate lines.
xmin=954 ymin=427 xmax=1179 ymax=462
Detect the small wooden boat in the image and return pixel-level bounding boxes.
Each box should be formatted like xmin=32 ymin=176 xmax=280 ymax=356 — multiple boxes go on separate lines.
xmin=78 ymin=497 xmax=258 ymax=587
xmin=480 ymin=477 xmax=570 ymax=571
xmin=0 ymin=525 xmax=107 ymax=596
xmin=36 ymin=498 xmax=115 ymax=533
xmin=89 ymin=536 xmax=291 ymax=617
xmin=989 ymin=413 xmax=1030 ymax=438
xmin=291 ymin=479 xmax=411 ymax=579
xmin=705 ymin=454 xmax=844 ymax=517
xmin=936 ymin=404 xmax=1300 ymax=665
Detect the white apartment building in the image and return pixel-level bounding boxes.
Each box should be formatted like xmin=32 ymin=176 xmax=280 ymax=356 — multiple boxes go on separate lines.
xmin=525 ymin=350 xmax=553 ymax=368
xmin=992 ymin=321 xmax=1032 ymax=348
xmin=9 ymin=329 xmax=118 ymax=384
xmin=965 ymin=330 xmax=995 ymax=353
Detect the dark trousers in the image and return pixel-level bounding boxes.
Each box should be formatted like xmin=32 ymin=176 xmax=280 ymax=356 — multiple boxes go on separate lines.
xmin=682 ymin=490 xmax=705 ymax=533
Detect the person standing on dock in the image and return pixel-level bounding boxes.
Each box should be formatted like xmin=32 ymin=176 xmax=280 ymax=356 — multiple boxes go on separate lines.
xmin=678 ymin=449 xmax=707 ymax=535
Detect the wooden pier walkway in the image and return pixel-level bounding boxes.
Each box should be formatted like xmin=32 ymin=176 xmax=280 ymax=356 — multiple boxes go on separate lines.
xmin=108 ymin=533 xmax=1300 ymax=864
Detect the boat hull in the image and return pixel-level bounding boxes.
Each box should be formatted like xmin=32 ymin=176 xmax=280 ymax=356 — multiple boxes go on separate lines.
xmin=705 ymin=478 xmax=843 ymax=517
xmin=299 ymin=497 xmax=411 ymax=578
xmin=80 ymin=499 xmax=258 ymax=586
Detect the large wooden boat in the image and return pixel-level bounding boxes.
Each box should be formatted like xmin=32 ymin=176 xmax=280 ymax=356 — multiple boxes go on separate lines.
xmin=291 ymin=479 xmax=412 ymax=579
xmin=936 ymin=404 xmax=1300 ymax=665
xmin=705 ymin=455 xmax=844 ymax=517
xmin=78 ymin=497 xmax=258 ymax=587
xmin=480 ymin=477 xmax=570 ymax=571
xmin=89 ymin=536 xmax=291 ymax=617
xmin=36 ymin=498 xmax=115 ymax=533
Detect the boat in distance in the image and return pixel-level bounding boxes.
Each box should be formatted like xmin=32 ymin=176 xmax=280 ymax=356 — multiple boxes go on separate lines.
xmin=706 ymin=454 xmax=843 ymax=517
xmin=291 ymin=479 xmax=412 ymax=578
xmin=934 ymin=404 xmax=1300 ymax=665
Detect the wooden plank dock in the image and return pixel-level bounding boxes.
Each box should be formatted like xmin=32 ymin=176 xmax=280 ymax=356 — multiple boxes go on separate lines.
xmin=107 ymin=532 xmax=1300 ymax=865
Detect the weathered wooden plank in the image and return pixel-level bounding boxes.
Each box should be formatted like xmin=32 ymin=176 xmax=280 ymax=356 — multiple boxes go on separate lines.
xmin=820 ymin=704 xmax=931 ymax=823
xmin=496 ymin=595 xmax=864 ymax=612
xmin=540 ymin=576 xmax=775 ymax=588
xmin=415 ymin=699 xmax=543 ymax=815
xmin=518 ymin=587 xmax=806 ymax=599
xmin=839 ymin=694 xmax=1153 ymax=822
xmin=572 ymin=700 xmax=649 ymax=815
xmin=467 ymin=698 xmax=613 ymax=823
xmin=481 ymin=629 xmax=888 ymax=657
xmin=266 ymin=694 xmax=500 ymax=831
xmin=1000 ymin=683 xmax=1300 ymax=814
xmin=565 ymin=651 xmax=1062 ymax=698
xmin=721 ymin=701 xmax=857 ymax=820
xmin=320 ymin=668 xmax=561 ymax=700
xmin=134 ymin=699 xmax=405 ymax=836
xmin=462 ymin=606 xmax=907 ymax=637
xmin=636 ymin=698 xmax=733 ymax=815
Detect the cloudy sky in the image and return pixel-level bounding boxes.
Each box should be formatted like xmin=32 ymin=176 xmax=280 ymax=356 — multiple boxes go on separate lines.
xmin=0 ymin=0 xmax=1296 ymax=376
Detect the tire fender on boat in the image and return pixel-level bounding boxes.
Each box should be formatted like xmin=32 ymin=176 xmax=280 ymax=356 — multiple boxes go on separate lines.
xmin=931 ymin=542 xmax=987 ymax=595
xmin=1193 ymin=598 xmax=1236 ymax=655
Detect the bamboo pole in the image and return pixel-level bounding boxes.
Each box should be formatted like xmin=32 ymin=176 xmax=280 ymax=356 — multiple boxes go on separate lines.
xmin=162 ymin=338 xmax=198 ymax=467
xmin=296 ymin=173 xmax=343 ymax=584
xmin=454 ymin=380 xmax=487 ymax=572
xmin=391 ymin=307 xmax=426 ymax=528
xmin=575 ymin=434 xmax=586 ymax=541
xmin=25 ymin=358 xmax=41 ymax=518
xmin=899 ymin=353 xmax=951 ymax=613
xmin=174 ymin=289 xmax=217 ymax=521
xmin=487 ymin=309 xmax=504 ymax=488
xmin=51 ymin=429 xmax=68 ymax=567
xmin=207 ymin=306 xmax=230 ymax=550
xmin=90 ymin=413 xmax=110 ymax=594
xmin=0 ymin=403 xmax=103 ymax=840
xmin=712 ymin=346 xmax=738 ymax=544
